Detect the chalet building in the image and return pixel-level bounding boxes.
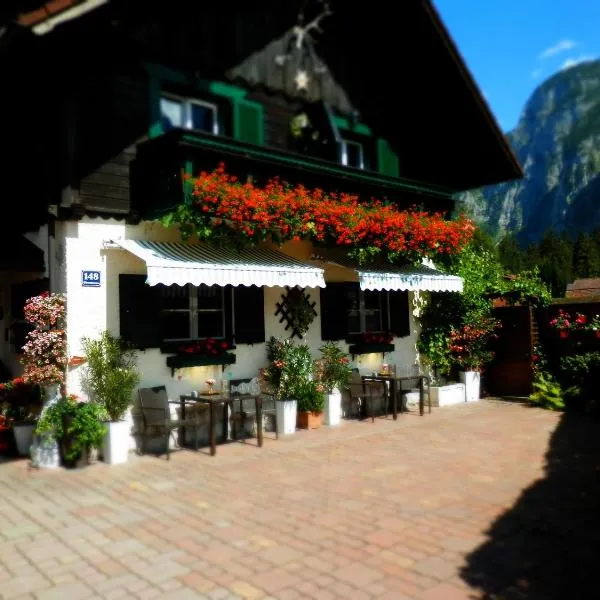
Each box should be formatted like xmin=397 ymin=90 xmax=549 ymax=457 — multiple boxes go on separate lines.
xmin=0 ymin=1 xmax=521 ymax=438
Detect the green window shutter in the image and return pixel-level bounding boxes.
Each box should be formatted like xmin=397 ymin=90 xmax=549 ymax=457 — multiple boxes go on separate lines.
xmin=388 ymin=290 xmax=409 ymax=338
xmin=377 ymin=138 xmax=400 ymax=177
xmin=233 ymin=99 xmax=265 ymax=146
xmin=119 ymin=275 xmax=162 ymax=348
xmin=320 ymin=283 xmax=351 ymax=341
xmin=234 ymin=286 xmax=265 ymax=344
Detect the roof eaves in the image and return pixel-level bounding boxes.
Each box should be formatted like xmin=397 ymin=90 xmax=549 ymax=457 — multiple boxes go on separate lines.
xmin=422 ymin=0 xmax=523 ymax=186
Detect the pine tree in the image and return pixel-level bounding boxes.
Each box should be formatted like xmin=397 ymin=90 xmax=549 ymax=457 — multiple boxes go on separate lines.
xmin=537 ymin=229 xmax=573 ymax=297
xmin=497 ymin=234 xmax=524 ymax=274
xmin=573 ymin=232 xmax=600 ymax=278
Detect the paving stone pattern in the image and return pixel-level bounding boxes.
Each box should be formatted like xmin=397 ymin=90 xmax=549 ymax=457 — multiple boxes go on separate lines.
xmin=0 ymin=401 xmax=564 ymax=599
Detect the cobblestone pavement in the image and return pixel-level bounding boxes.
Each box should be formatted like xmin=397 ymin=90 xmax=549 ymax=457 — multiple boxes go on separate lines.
xmin=0 ymin=400 xmax=566 ymax=599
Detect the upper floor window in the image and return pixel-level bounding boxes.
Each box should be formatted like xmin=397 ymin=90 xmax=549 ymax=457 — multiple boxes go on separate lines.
xmin=160 ymin=93 xmax=219 ymax=135
xmin=159 ymin=284 xmax=225 ymax=341
xmin=346 ymin=287 xmax=385 ymax=334
xmin=340 ymin=139 xmax=364 ymax=170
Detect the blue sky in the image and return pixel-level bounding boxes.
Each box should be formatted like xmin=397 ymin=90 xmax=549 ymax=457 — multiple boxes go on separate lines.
xmin=434 ymin=0 xmax=600 ymax=132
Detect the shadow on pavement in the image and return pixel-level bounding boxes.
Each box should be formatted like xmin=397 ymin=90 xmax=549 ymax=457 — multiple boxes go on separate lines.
xmin=461 ymin=411 xmax=600 ymax=599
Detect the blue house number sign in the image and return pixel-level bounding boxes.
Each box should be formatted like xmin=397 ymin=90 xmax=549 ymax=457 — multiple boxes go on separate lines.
xmin=81 ymin=270 xmax=101 ymax=287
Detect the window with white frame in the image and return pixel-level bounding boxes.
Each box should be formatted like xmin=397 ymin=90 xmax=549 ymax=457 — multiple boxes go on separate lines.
xmin=159 ymin=93 xmax=219 ymax=135
xmin=340 ymin=139 xmax=364 ymax=169
xmin=159 ymin=284 xmax=225 ymax=341
xmin=346 ymin=287 xmax=386 ymax=334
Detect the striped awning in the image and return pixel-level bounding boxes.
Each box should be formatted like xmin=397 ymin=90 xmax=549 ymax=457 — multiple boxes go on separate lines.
xmin=114 ymin=240 xmax=326 ymax=288
xmin=357 ymin=264 xmax=463 ymax=292
xmin=318 ymin=253 xmax=463 ymax=292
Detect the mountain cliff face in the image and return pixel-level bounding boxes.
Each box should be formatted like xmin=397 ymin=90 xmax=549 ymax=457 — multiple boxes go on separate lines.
xmin=458 ymin=60 xmax=600 ymax=243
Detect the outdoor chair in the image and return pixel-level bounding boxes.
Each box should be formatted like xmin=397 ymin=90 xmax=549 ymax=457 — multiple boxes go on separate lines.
xmin=229 ymin=377 xmax=277 ymax=439
xmin=137 ymin=386 xmax=204 ymax=460
xmin=348 ymin=374 xmax=386 ymax=422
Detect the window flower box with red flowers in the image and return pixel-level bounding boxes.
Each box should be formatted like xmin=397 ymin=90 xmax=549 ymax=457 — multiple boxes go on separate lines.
xmin=161 ymin=165 xmax=475 ymax=266
xmin=163 ymin=338 xmax=236 ymax=375
xmin=348 ymin=331 xmax=395 ymax=357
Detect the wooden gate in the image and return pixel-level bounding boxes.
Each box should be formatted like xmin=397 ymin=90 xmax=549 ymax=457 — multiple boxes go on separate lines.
xmin=484 ymin=304 xmax=535 ymax=397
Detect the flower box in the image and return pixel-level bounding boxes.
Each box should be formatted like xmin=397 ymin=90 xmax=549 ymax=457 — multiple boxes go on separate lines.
xmin=348 ymin=343 xmax=395 ymax=357
xmin=166 ymin=352 xmax=236 ymax=376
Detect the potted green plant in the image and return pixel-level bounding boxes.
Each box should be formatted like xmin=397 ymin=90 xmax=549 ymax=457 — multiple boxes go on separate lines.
xmin=35 ymin=394 xmax=107 ymax=468
xmin=449 ymin=318 xmax=500 ymax=402
xmin=296 ymin=380 xmax=325 ymax=429
xmin=2 ymin=379 xmax=43 ymax=456
xmin=81 ymin=331 xmax=140 ymax=464
xmin=315 ymin=342 xmax=352 ymax=426
xmin=263 ymin=337 xmax=312 ymax=435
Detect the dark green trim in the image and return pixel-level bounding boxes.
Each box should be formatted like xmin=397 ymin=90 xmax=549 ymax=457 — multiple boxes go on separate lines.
xmin=166 ymin=352 xmax=236 ymax=376
xmin=177 ymin=131 xmax=452 ymax=198
xmin=334 ymin=116 xmax=373 ymax=136
xmin=232 ymin=98 xmax=265 ymax=146
xmin=209 ymin=81 xmax=248 ymax=100
xmin=144 ymin=62 xmax=248 ymax=139
xmin=377 ymin=138 xmax=400 ymax=178
xmin=348 ymin=343 xmax=395 ymax=357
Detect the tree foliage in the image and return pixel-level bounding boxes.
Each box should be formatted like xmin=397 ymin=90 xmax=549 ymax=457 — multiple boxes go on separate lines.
xmin=496 ymin=227 xmax=600 ymax=297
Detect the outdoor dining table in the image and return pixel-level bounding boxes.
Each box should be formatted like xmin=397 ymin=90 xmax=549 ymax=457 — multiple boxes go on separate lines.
xmin=361 ymin=374 xmax=431 ymax=417
xmin=179 ymin=393 xmax=264 ymax=456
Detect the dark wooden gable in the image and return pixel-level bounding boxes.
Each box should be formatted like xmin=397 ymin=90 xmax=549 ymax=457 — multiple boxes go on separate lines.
xmin=227 ymin=30 xmax=354 ymax=115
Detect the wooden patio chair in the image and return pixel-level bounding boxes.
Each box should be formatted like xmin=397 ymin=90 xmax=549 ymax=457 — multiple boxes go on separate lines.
xmin=137 ymin=386 xmax=204 ymax=460
xmin=348 ymin=374 xmax=386 ymax=423
xmin=229 ymin=377 xmax=277 ymax=439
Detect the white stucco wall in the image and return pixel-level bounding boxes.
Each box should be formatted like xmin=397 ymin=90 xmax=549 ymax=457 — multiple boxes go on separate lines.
xmin=58 ymin=218 xmax=420 ymax=403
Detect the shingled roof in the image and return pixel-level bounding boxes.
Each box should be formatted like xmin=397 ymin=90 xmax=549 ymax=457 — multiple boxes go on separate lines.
xmin=566 ymin=278 xmax=600 ymax=298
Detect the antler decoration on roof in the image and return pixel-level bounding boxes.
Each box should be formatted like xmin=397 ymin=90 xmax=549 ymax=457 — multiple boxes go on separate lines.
xmin=275 ymin=0 xmax=332 ymax=89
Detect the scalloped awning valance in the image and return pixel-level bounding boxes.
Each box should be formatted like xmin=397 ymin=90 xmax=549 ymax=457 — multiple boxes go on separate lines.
xmin=113 ymin=240 xmax=326 ymax=288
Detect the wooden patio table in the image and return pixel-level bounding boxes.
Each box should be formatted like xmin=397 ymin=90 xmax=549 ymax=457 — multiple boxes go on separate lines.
xmin=362 ymin=374 xmax=431 ymax=417
xmin=179 ymin=393 xmax=264 ymax=456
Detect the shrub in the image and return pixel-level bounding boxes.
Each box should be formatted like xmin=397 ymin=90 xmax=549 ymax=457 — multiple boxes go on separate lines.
xmin=529 ymin=373 xmax=565 ymax=411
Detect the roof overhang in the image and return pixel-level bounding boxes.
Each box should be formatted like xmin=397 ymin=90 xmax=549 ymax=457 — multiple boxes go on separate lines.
xmin=110 ymin=240 xmax=326 ymax=288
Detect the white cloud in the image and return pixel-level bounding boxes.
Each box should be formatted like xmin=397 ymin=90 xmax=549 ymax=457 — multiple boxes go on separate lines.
xmin=561 ymin=54 xmax=596 ymax=70
xmin=538 ymin=39 xmax=578 ymax=60
xmin=531 ymin=68 xmax=542 ymax=79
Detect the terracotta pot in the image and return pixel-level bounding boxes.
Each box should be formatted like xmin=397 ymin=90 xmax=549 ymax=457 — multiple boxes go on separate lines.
xmin=595 ymin=331 xmax=600 ymax=339
xmin=559 ymin=330 xmax=569 ymax=339
xmin=297 ymin=411 xmax=323 ymax=430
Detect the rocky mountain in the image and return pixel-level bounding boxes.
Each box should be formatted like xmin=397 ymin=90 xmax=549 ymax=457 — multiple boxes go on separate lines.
xmin=458 ymin=59 xmax=600 ymax=244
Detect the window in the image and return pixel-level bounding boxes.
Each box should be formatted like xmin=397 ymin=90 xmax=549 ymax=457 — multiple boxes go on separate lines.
xmin=159 ymin=93 xmax=219 ymax=134
xmin=159 ymin=284 xmax=225 ymax=341
xmin=340 ymin=139 xmax=364 ymax=169
xmin=320 ymin=282 xmax=409 ymax=342
xmin=119 ymin=275 xmax=266 ymax=348
xmin=346 ymin=288 xmax=385 ymax=334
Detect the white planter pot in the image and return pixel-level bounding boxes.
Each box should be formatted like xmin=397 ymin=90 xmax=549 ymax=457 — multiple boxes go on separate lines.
xmin=13 ymin=423 xmax=35 ymax=456
xmin=430 ymin=384 xmax=466 ymax=407
xmin=459 ymin=371 xmax=481 ymax=402
xmin=30 ymin=435 xmax=60 ymax=469
xmin=276 ymin=399 xmax=297 ymax=436
xmin=324 ymin=390 xmax=342 ymax=426
xmin=102 ymin=421 xmax=131 ymax=464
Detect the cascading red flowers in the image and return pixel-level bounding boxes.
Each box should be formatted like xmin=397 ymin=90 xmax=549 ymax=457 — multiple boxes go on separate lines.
xmin=163 ymin=165 xmax=475 ymax=264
